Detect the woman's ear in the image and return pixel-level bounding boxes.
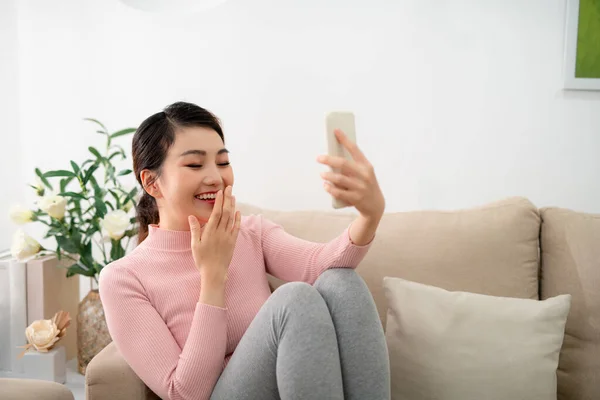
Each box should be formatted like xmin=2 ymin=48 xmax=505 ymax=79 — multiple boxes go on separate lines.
xmin=140 ymin=169 xmax=162 ymax=199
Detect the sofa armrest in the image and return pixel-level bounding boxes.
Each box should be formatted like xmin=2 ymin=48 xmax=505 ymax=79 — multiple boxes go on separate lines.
xmin=0 ymin=378 xmax=74 ymax=400
xmin=86 ymin=341 xmax=158 ymax=400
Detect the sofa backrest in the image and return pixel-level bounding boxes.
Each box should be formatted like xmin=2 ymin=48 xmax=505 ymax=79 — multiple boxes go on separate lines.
xmin=240 ymin=196 xmax=541 ymax=327
xmin=540 ymin=207 xmax=600 ymax=400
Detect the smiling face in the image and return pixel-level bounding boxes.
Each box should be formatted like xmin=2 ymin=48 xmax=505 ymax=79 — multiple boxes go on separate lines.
xmin=141 ymin=126 xmax=234 ymax=231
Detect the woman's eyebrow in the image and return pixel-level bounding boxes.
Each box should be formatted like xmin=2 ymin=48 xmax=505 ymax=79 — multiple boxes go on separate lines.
xmin=179 ymin=148 xmax=229 ymax=157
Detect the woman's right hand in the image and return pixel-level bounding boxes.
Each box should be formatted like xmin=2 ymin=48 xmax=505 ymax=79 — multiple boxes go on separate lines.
xmin=188 ymin=186 xmax=241 ymax=283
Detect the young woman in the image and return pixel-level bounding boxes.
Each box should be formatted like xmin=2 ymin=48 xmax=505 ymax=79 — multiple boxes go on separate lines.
xmin=99 ymin=101 xmax=390 ymax=400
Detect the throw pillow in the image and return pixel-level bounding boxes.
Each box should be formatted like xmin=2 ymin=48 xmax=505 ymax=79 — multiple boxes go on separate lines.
xmin=383 ymin=277 xmax=571 ymax=400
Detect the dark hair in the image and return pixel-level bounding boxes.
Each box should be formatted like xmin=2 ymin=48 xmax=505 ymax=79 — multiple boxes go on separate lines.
xmin=132 ymin=101 xmax=225 ymax=243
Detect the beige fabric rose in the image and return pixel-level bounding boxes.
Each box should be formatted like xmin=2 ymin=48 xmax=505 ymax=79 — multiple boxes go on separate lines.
xmin=18 ymin=311 xmax=71 ymax=357
xmin=25 ymin=320 xmax=61 ymax=352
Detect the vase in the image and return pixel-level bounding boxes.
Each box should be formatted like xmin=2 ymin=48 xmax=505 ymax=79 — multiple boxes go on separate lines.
xmin=77 ymin=289 xmax=112 ymax=374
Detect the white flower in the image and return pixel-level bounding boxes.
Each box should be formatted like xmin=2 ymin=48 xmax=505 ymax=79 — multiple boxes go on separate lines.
xmin=38 ymin=194 xmax=67 ymax=220
xmin=25 ymin=319 xmax=60 ymax=352
xmin=33 ymin=177 xmax=45 ymax=197
xmin=101 ymin=210 xmax=130 ymax=240
xmin=9 ymin=205 xmax=34 ymax=225
xmin=11 ymin=230 xmax=41 ymax=261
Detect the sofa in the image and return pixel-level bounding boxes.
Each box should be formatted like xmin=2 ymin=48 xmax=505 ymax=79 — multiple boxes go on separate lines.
xmin=84 ymin=197 xmax=599 ymax=400
xmin=0 ymin=378 xmax=74 ymax=400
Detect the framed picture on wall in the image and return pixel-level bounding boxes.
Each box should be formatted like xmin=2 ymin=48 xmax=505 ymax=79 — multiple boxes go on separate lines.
xmin=563 ymin=0 xmax=600 ymax=90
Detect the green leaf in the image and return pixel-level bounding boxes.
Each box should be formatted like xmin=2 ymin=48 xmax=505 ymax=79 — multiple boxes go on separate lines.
xmin=124 ymin=227 xmax=139 ymax=237
xmin=60 ymin=176 xmax=75 ymax=193
xmin=105 ymin=201 xmax=114 ymax=211
xmin=35 ymin=168 xmax=53 ymax=190
xmin=56 ymin=235 xmax=80 ymax=254
xmin=110 ymin=128 xmax=136 ymax=139
xmin=75 ymin=200 xmax=83 ymax=218
xmin=82 ymin=204 xmax=95 ymax=216
xmin=44 ymin=170 xmax=76 ymax=178
xmin=70 ymin=160 xmax=80 ymax=174
xmin=88 ymin=146 xmax=102 ymax=159
xmin=66 ymin=264 xmax=96 ymax=278
xmin=95 ymin=199 xmax=107 ymax=218
xmin=117 ymin=169 xmax=132 ymax=176
xmin=108 ymin=189 xmax=121 ymax=209
xmin=80 ymin=241 xmax=95 ymax=269
xmin=60 ymin=179 xmax=68 ymax=194
xmin=106 ymin=165 xmax=116 ymax=179
xmin=82 ymin=164 xmax=99 ymax=185
xmin=122 ymin=187 xmax=138 ymax=206
xmin=110 ymin=239 xmax=125 ymax=262
xmin=91 ymin=176 xmax=107 ymax=218
xmin=94 ymin=263 xmax=104 ymax=274
xmin=80 ymin=159 xmax=94 ymax=169
xmin=108 ymin=150 xmax=123 ymax=161
xmin=45 ymin=226 xmax=63 ymax=237
xmin=68 ymin=207 xmax=82 ymax=220
xmin=84 ymin=118 xmax=108 ymax=134
xmin=61 ymin=191 xmax=87 ymax=200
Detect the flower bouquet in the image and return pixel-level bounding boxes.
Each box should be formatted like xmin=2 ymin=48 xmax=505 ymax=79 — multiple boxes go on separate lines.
xmin=9 ymin=119 xmax=138 ymax=284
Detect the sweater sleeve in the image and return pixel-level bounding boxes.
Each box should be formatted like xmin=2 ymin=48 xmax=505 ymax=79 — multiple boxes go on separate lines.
xmin=99 ymin=263 xmax=227 ymax=400
xmin=259 ymin=215 xmax=374 ymax=284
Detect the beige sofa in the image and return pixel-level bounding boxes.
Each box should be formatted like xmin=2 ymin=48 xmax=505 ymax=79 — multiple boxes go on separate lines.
xmin=0 ymin=378 xmax=74 ymax=400
xmin=85 ymin=197 xmax=599 ymax=400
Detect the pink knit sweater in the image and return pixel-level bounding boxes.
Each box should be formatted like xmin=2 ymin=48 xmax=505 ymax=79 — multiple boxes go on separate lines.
xmin=98 ymin=214 xmax=373 ymax=400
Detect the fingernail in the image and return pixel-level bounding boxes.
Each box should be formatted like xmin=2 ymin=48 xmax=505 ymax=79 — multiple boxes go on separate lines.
xmin=317 ymin=155 xmax=325 ymax=162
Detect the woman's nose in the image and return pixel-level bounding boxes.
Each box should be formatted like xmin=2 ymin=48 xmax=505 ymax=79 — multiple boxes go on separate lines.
xmin=201 ymin=167 xmax=223 ymax=186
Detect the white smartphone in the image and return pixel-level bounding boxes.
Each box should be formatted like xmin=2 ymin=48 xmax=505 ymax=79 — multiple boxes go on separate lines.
xmin=325 ymin=111 xmax=357 ymax=209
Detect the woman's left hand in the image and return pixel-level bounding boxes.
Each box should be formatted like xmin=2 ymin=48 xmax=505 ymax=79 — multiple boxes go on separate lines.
xmin=317 ymin=129 xmax=385 ymax=221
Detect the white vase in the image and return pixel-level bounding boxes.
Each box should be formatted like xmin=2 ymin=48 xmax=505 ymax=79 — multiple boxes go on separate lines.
xmin=22 ymin=345 xmax=66 ymax=383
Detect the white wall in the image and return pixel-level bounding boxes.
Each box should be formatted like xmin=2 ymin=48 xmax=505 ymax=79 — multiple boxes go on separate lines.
xmin=3 ymin=0 xmax=600 ymax=294
xmin=0 ymin=0 xmax=22 ymax=251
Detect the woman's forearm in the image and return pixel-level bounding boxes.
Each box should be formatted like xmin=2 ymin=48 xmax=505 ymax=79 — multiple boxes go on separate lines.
xmin=349 ymin=213 xmax=381 ymax=246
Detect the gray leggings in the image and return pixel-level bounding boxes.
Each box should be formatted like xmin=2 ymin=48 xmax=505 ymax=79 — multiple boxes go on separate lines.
xmin=210 ymin=268 xmax=391 ymax=400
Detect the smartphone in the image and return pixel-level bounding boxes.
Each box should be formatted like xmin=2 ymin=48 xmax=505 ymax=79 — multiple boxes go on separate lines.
xmin=325 ymin=111 xmax=357 ymax=209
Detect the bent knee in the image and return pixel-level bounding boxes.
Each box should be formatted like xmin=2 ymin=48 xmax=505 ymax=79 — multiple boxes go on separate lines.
xmin=270 ymin=281 xmax=324 ymax=309
xmin=315 ymin=267 xmax=361 ymax=287
xmin=273 ymin=281 xmax=316 ymax=298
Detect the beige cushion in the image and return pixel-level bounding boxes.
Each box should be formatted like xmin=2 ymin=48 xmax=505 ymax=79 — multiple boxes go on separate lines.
xmin=0 ymin=378 xmax=74 ymax=400
xmin=540 ymin=207 xmax=600 ymax=400
xmin=241 ymin=197 xmax=541 ymax=328
xmin=86 ymin=341 xmax=160 ymax=400
xmin=383 ymin=277 xmax=571 ymax=400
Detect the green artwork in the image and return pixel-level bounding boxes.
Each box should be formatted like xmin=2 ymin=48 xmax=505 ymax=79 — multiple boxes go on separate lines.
xmin=575 ymin=0 xmax=600 ymax=78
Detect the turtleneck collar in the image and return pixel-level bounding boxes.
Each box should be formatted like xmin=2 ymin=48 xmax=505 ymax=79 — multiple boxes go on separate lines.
xmin=144 ymin=224 xmax=192 ymax=251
